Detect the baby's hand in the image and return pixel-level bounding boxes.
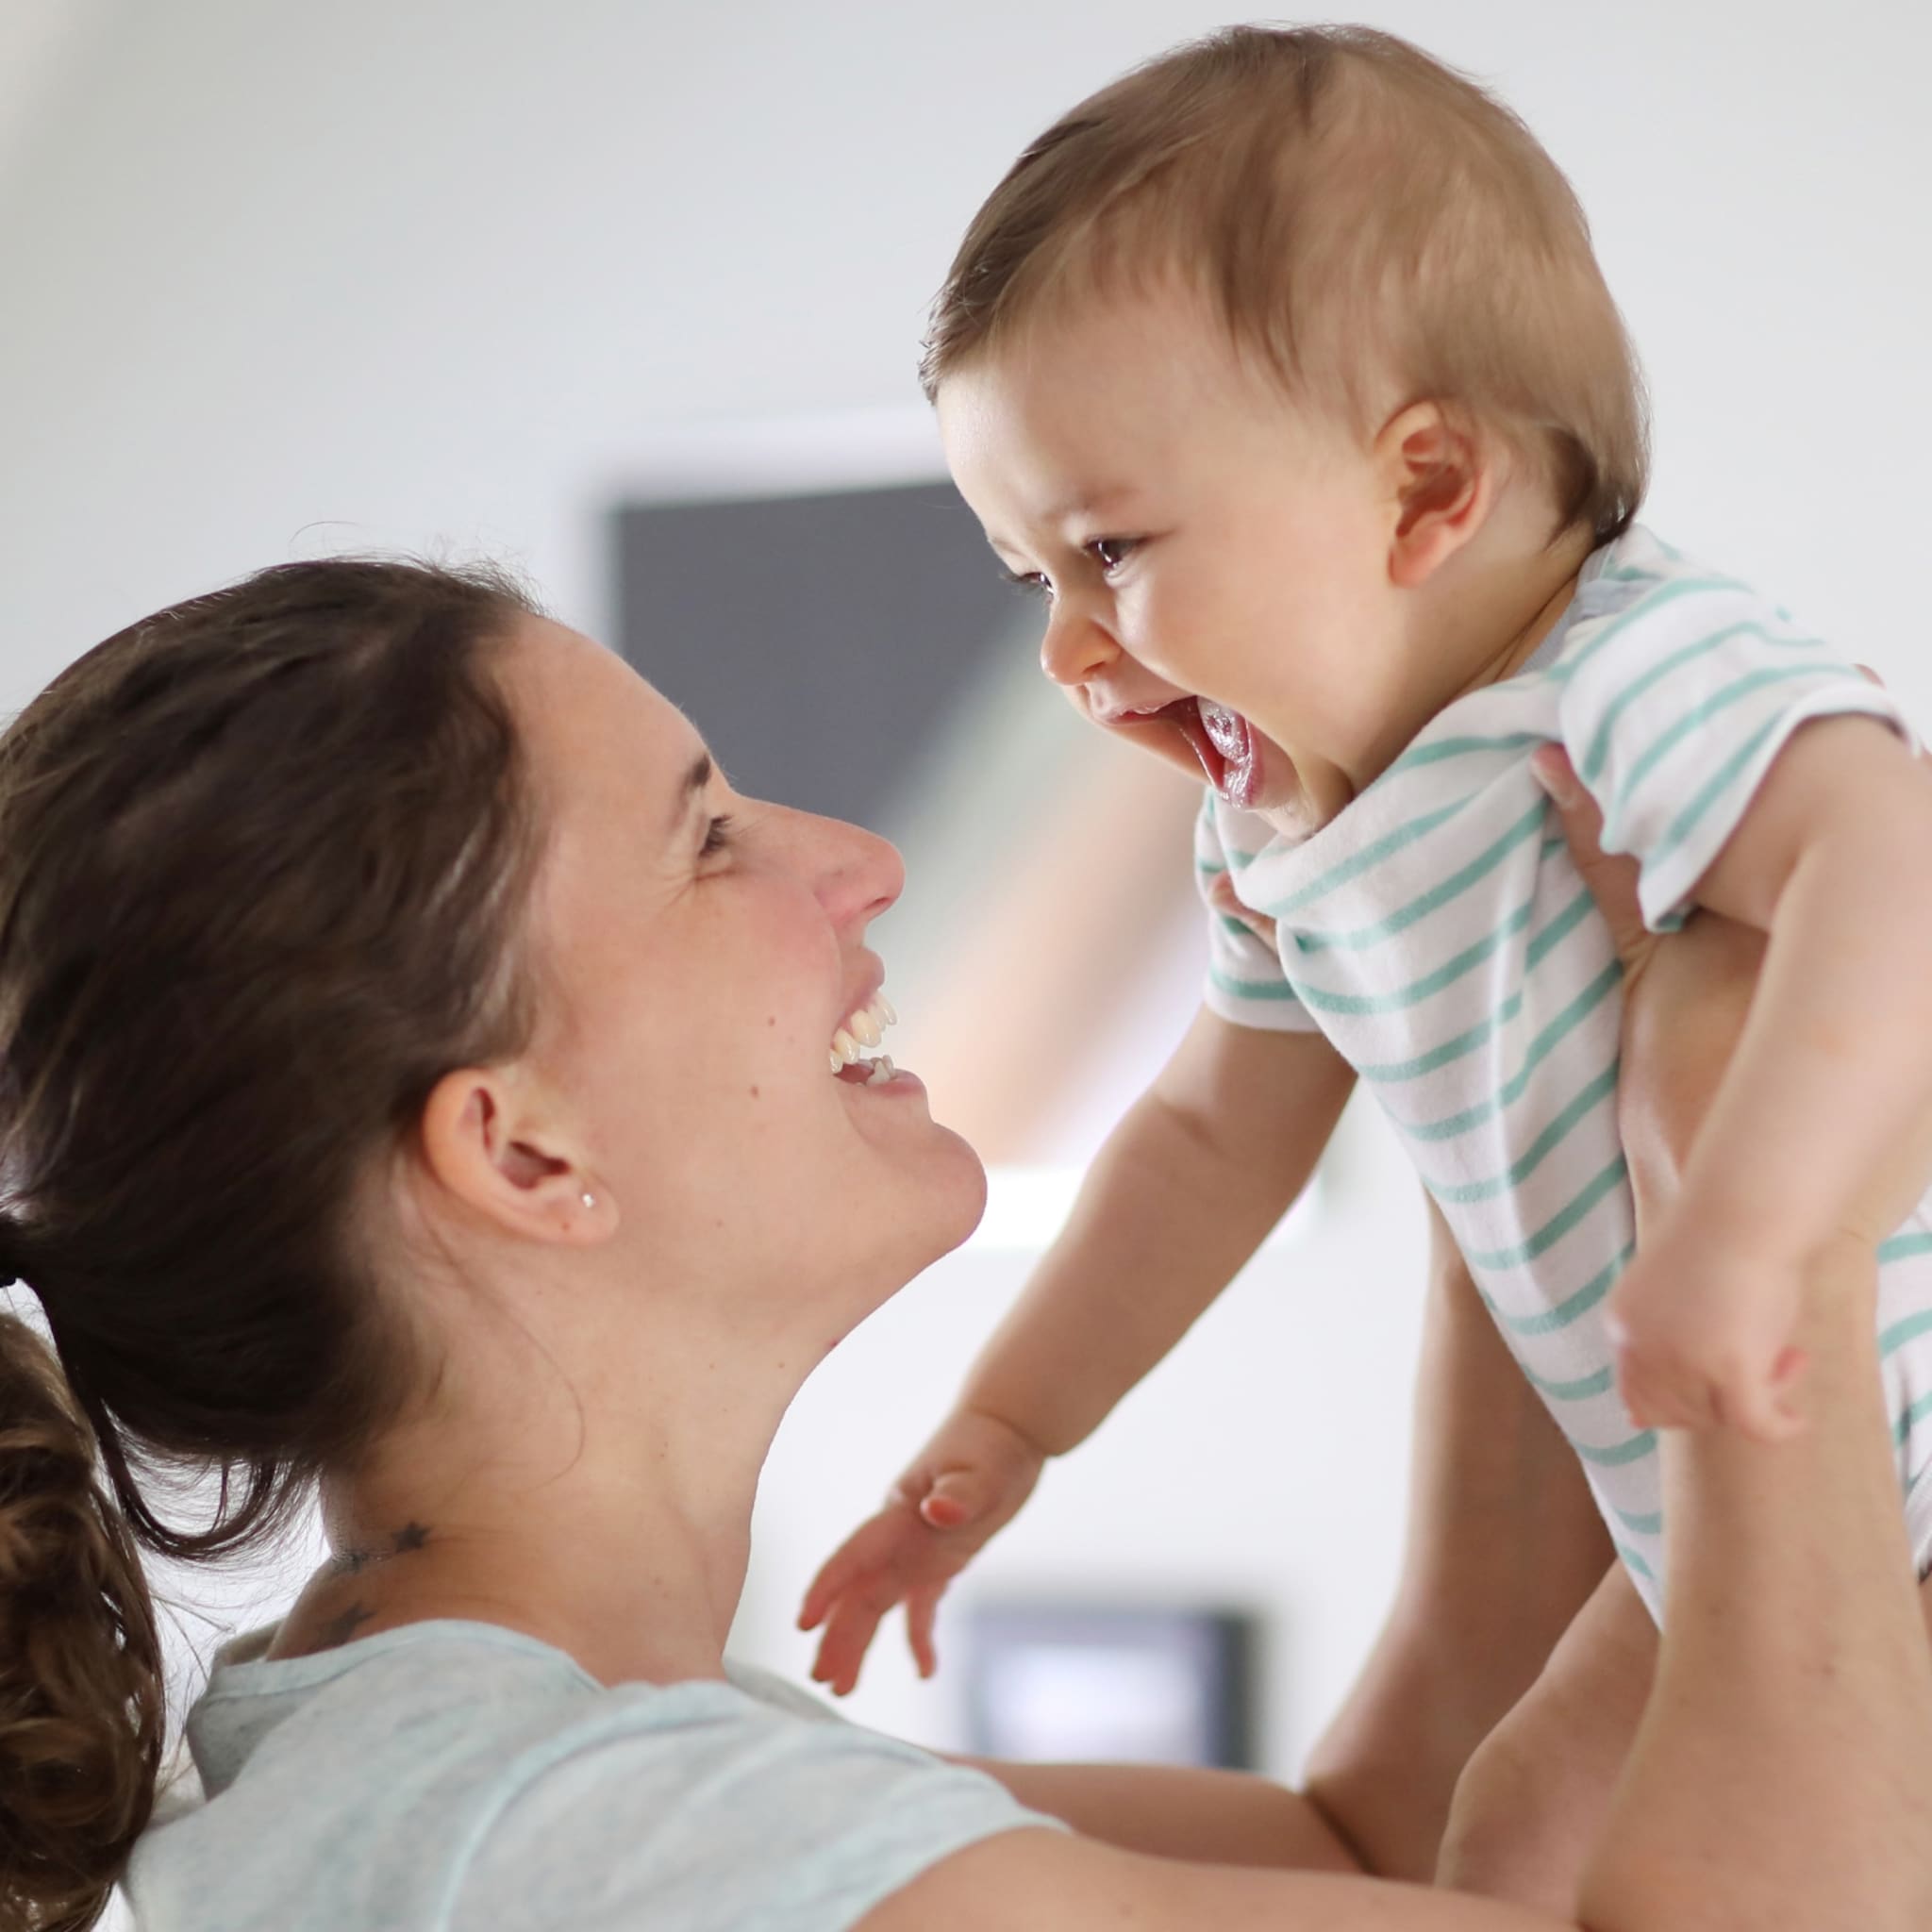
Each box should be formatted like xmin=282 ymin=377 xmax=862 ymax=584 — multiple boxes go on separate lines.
xmin=1607 ymin=1216 xmax=1809 ymax=1441
xmin=797 ymin=1409 xmax=1046 ymax=1695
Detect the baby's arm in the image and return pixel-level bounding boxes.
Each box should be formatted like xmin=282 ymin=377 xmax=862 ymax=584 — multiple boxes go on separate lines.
xmin=800 ymin=1005 xmax=1354 ymax=1691
xmin=958 ymin=1003 xmax=1355 ymax=1459
xmin=1593 ymin=715 xmax=1932 ymax=1436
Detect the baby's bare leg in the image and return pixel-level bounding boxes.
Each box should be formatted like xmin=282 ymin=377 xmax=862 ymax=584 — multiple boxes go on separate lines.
xmin=1579 ymin=1245 xmax=1932 ymax=1932
xmin=1435 ymin=1563 xmax=1653 ymax=1912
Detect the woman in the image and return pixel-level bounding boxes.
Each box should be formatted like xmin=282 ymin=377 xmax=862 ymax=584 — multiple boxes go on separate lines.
xmin=0 ymin=558 xmax=1926 ymax=1931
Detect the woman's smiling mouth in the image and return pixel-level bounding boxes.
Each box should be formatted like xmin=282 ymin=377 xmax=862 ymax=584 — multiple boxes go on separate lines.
xmin=829 ymin=991 xmax=902 ymax=1085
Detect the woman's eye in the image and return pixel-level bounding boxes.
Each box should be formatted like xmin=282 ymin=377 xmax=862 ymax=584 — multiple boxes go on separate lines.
xmin=1088 ymin=536 xmax=1138 ymax=573
xmin=1003 ymin=568 xmax=1053 ymax=602
xmin=700 ymin=813 xmax=735 ymax=859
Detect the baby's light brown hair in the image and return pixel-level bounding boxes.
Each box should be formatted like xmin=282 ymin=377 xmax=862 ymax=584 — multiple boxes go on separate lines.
xmin=924 ymin=25 xmax=1648 ymax=543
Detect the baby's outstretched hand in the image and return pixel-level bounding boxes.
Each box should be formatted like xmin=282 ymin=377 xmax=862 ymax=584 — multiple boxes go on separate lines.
xmin=797 ymin=1409 xmax=1046 ymax=1696
xmin=1606 ymin=1218 xmax=1809 ymax=1441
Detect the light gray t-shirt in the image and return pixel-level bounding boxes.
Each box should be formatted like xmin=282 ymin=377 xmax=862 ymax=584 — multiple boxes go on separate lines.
xmin=126 ymin=1618 xmax=1059 ymax=1931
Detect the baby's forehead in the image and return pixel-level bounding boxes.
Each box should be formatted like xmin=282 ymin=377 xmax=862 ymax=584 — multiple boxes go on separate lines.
xmin=953 ymin=283 xmax=1356 ymax=479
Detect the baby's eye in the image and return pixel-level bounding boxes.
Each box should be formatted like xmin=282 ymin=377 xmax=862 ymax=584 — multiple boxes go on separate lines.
xmin=699 ymin=813 xmax=736 ymax=859
xmin=1003 ymin=568 xmax=1054 ymax=602
xmin=1086 ymin=537 xmax=1139 ymax=574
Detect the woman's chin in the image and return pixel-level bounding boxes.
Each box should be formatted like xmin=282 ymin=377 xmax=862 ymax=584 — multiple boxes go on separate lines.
xmin=905 ymin=1125 xmax=990 ymax=1261
xmin=878 ymin=1124 xmax=989 ymax=1279
xmin=814 ymin=1139 xmax=985 ymax=1363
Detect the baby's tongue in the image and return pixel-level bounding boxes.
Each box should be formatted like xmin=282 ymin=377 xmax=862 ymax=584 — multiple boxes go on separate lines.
xmin=1199 ymin=700 xmax=1261 ymax=810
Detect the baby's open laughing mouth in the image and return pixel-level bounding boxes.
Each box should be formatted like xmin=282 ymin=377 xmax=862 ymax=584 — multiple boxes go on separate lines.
xmin=1113 ymin=695 xmax=1268 ymax=811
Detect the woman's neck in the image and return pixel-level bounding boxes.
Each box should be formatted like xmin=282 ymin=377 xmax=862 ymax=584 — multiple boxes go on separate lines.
xmin=274 ymin=1333 xmax=796 ymax=1685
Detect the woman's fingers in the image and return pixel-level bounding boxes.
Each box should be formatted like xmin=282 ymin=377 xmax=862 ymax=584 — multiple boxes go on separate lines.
xmin=1531 ymin=745 xmax=1651 ymax=969
xmin=1208 ymin=870 xmax=1276 ymax=946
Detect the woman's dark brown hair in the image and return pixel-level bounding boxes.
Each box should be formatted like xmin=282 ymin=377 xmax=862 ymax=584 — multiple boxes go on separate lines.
xmin=0 ymin=558 xmax=543 ymax=1927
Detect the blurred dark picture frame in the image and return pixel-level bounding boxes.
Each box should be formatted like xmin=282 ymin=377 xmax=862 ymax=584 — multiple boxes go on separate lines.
xmin=962 ymin=1600 xmax=1259 ymax=1771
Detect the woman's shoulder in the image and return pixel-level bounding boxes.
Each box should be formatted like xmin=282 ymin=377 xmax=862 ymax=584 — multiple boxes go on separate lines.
xmin=129 ymin=1618 xmax=1053 ymax=1932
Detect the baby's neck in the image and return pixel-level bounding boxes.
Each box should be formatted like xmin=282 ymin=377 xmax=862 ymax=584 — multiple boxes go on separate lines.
xmin=1389 ymin=514 xmax=1597 ymax=762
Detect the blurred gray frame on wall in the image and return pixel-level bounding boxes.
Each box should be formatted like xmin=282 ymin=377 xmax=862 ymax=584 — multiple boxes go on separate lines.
xmin=612 ymin=477 xmax=1013 ymax=833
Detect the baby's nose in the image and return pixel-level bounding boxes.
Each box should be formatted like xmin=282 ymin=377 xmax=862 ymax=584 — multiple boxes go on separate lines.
xmin=1040 ymin=605 xmax=1116 ymax=688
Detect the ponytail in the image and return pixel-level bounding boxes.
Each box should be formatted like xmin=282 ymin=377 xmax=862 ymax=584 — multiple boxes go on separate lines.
xmin=0 ymin=1308 xmax=164 ymax=1931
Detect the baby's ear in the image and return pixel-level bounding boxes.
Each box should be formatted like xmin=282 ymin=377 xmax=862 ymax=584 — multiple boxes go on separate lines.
xmin=1377 ymin=401 xmax=1491 ymax=588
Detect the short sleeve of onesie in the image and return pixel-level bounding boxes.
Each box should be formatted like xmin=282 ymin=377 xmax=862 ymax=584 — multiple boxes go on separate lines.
xmin=450 ymin=1662 xmax=1058 ymax=1932
xmin=1196 ymin=790 xmax=1322 ymax=1033
xmin=1554 ymin=548 xmax=1917 ymax=932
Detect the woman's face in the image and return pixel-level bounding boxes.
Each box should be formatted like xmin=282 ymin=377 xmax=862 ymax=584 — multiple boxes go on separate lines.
xmin=502 ymin=619 xmax=985 ymax=1340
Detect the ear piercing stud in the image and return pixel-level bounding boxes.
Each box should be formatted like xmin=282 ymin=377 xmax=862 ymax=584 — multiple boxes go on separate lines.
xmin=581 ymin=1191 xmax=596 ymax=1209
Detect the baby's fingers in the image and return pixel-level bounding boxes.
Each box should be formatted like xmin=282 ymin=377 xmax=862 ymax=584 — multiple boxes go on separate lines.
xmin=799 ymin=1509 xmax=912 ymax=1631
xmin=1617 ymin=1348 xmax=1722 ymax=1433
xmin=1724 ymin=1354 xmax=1811 ymax=1444
xmin=919 ymin=1468 xmax=989 ymax=1530
xmin=810 ymin=1584 xmax=899 ymax=1697
xmin=907 ymin=1584 xmax=945 ymax=1679
xmin=799 ymin=1553 xmax=858 ymax=1634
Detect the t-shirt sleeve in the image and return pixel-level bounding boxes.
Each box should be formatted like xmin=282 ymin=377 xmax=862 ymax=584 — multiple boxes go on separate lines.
xmin=1556 ymin=575 xmax=1916 ymax=932
xmin=1195 ymin=791 xmax=1321 ymax=1033
xmin=449 ymin=1686 xmax=1065 ymax=1932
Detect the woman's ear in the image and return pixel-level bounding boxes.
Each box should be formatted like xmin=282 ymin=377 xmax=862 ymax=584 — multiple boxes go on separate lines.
xmin=415 ymin=1065 xmax=617 ymax=1249
xmin=1377 ymin=401 xmax=1493 ymax=589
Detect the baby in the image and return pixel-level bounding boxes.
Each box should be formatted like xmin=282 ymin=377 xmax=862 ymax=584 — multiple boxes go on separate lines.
xmin=804 ymin=18 xmax=1932 ymax=1777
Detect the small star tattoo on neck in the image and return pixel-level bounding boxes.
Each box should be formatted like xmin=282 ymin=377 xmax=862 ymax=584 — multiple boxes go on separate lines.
xmin=328 ymin=1520 xmax=434 ymax=1575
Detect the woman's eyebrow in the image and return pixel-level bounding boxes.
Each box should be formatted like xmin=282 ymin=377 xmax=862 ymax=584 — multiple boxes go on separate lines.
xmin=669 ymin=752 xmax=712 ymax=834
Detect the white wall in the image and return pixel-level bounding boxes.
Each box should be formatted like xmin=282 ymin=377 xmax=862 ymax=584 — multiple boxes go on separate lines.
xmin=1 ymin=0 xmax=1926 ymax=1808
xmin=2 ymin=0 xmax=1926 ymax=711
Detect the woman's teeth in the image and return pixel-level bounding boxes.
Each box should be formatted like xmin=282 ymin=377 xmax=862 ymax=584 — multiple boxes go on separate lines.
xmin=828 ymin=994 xmax=900 ymax=1082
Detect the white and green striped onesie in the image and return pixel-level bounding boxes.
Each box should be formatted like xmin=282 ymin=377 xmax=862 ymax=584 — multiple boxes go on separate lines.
xmin=1200 ymin=525 xmax=1932 ymax=1617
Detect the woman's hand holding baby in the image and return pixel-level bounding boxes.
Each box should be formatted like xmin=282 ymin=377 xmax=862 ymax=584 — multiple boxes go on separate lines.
xmin=1529 ymin=745 xmax=1807 ymax=1440
xmin=1535 ymin=724 xmax=1932 ymax=1446
xmin=799 ymin=1407 xmax=1047 ymax=1695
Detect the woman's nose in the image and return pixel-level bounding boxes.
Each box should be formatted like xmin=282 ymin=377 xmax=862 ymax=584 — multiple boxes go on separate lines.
xmin=1039 ymin=599 xmax=1117 ymax=690
xmin=789 ymin=809 xmax=904 ymax=928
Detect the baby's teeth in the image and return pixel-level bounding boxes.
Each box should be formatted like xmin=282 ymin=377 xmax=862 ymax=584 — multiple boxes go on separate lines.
xmin=876 ymin=994 xmax=897 ymax=1027
xmin=828 ymin=1049 xmax=842 ymax=1074
xmin=831 ymin=1028 xmax=858 ymax=1064
xmin=849 ymin=1009 xmax=882 ymax=1048
xmin=865 ymin=1055 xmax=896 ymax=1087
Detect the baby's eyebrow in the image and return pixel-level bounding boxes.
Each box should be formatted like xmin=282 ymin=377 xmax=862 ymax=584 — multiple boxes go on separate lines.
xmin=1042 ymin=485 xmax=1139 ymax=524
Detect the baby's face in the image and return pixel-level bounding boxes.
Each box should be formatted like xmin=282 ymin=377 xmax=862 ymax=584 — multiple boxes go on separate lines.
xmin=939 ymin=287 xmax=1421 ymax=842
